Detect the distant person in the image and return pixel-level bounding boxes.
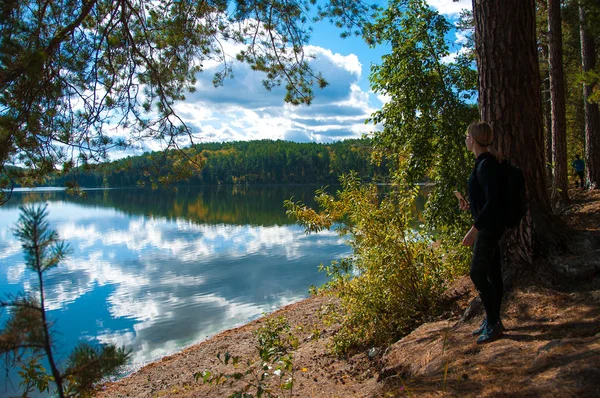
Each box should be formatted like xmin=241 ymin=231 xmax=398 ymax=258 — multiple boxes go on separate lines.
xmin=571 ymin=154 xmax=585 ymax=189
xmin=457 ymin=121 xmax=505 ymax=344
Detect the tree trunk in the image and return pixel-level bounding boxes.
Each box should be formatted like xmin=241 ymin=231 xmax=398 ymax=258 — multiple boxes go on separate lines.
xmin=541 ymin=57 xmax=553 ymax=190
xmin=538 ymin=1 xmax=554 ymax=196
xmin=543 ymin=77 xmax=554 ymax=189
xmin=579 ymin=5 xmax=600 ymax=189
xmin=473 ymin=0 xmax=551 ymax=269
xmin=548 ymin=0 xmax=569 ymax=206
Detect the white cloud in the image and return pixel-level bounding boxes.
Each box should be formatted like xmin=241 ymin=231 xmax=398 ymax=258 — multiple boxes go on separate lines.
xmin=376 ymin=92 xmax=391 ymax=106
xmin=455 ymin=30 xmax=470 ymax=46
xmin=4 ymin=211 xmax=345 ymax=313
xmin=306 ymin=46 xmax=362 ymax=77
xmin=103 ymin=41 xmax=378 ymax=160
xmin=0 ymin=197 xmax=352 ymax=373
xmin=0 ymin=242 xmax=21 ymax=263
xmin=441 ymin=28 xmax=473 ymax=64
xmin=97 ymin=291 xmax=308 ymax=367
xmin=7 ymin=262 xmax=26 ymax=284
xmin=426 ymin=0 xmax=471 ymax=16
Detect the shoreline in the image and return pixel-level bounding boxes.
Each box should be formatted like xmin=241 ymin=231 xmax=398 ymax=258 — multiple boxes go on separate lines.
xmin=96 ymin=294 xmax=341 ymax=397
xmin=97 ymin=189 xmax=600 ymax=397
xmin=113 ymin=296 xmax=311 ymax=381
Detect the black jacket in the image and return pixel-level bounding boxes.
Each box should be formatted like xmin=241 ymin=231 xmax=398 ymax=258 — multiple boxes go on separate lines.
xmin=468 ymin=152 xmax=503 ymax=230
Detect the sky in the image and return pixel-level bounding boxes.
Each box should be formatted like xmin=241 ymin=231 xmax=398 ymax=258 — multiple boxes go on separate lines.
xmin=114 ymin=0 xmax=472 ymax=158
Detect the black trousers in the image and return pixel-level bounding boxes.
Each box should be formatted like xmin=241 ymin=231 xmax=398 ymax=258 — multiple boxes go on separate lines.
xmin=470 ymin=227 xmax=505 ymax=325
xmin=576 ymin=170 xmax=584 ymax=188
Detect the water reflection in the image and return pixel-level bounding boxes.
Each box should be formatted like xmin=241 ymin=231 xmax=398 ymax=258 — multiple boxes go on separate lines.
xmin=0 ymin=186 xmax=349 ymax=395
xmin=1 ymin=185 xmax=325 ymax=226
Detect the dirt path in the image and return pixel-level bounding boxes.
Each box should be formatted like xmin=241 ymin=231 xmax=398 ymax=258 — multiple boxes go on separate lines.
xmin=377 ymin=285 xmax=600 ymax=397
xmin=97 ymin=190 xmax=600 ymax=397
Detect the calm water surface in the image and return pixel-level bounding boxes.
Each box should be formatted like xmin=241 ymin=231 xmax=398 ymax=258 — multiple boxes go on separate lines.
xmin=0 ymin=185 xmax=350 ymax=396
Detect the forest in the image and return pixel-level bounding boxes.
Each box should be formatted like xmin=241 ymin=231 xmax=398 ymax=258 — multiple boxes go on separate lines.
xmin=45 ymin=139 xmax=389 ymax=188
xmin=1 ymin=0 xmax=600 ymax=396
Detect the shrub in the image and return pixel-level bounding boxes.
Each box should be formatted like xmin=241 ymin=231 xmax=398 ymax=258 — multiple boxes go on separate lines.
xmin=197 ymin=316 xmax=297 ymax=398
xmin=285 ymin=173 xmax=469 ymax=353
xmin=254 ymin=316 xmax=299 ymax=361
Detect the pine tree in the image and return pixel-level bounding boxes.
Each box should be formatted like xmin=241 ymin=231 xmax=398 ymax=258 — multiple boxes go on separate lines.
xmin=578 ymin=3 xmax=600 ymax=189
xmin=0 ymin=0 xmax=376 ymax=200
xmin=473 ymin=0 xmax=550 ymax=270
xmin=547 ymin=0 xmax=569 ymax=205
xmin=0 ymin=204 xmax=130 ymax=397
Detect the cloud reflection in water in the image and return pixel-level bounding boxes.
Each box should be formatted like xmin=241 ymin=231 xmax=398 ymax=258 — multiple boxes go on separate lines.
xmin=0 ymin=190 xmax=349 ymax=370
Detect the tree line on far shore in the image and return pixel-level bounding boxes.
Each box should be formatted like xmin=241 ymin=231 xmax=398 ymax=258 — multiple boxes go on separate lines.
xmin=44 ymin=139 xmax=389 ymax=188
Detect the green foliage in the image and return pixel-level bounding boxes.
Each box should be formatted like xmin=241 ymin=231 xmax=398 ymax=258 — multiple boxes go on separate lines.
xmin=0 ymin=204 xmax=130 ymax=397
xmin=17 ymin=357 xmax=54 ymax=396
xmin=559 ymin=2 xmax=586 ymax=165
xmin=45 ymin=139 xmax=388 ymax=188
xmin=13 ymin=204 xmax=70 ymax=273
xmin=0 ymin=296 xmax=45 ymax=354
xmin=281 ymin=2 xmax=477 ymax=353
xmin=580 ymin=69 xmax=600 ymax=104
xmin=0 ymin=0 xmax=378 ymax=198
xmin=197 ymin=316 xmax=297 ymax=397
xmin=366 ymin=0 xmax=477 ymax=234
xmin=578 ymin=0 xmax=600 ymax=37
xmin=135 ymin=147 xmax=206 ymax=189
xmin=285 ymin=173 xmax=470 ymax=353
xmin=63 ymin=342 xmax=131 ymax=397
xmin=255 ymin=316 xmax=299 ymax=361
xmin=544 ymin=0 xmax=600 ymax=176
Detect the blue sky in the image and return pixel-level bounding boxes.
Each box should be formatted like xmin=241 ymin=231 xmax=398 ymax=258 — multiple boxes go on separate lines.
xmin=112 ymin=0 xmax=471 ymax=158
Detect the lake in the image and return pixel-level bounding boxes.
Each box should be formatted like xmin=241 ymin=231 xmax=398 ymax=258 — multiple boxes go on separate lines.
xmin=0 ymin=185 xmax=351 ymax=396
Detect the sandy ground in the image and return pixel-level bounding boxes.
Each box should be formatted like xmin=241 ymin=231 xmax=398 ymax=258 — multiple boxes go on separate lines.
xmin=97 ymin=189 xmax=600 ymax=398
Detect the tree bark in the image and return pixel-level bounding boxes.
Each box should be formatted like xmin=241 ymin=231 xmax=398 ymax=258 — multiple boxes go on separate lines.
xmin=579 ymin=5 xmax=600 ymax=189
xmin=541 ymin=58 xmax=553 ymax=189
xmin=543 ymin=77 xmax=554 ymax=189
xmin=537 ymin=1 xmax=553 ymax=191
xmin=473 ymin=0 xmax=551 ymax=269
xmin=548 ymin=0 xmax=569 ymax=205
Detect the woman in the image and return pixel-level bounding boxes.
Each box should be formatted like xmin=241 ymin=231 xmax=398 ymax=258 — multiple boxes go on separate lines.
xmin=459 ymin=121 xmax=505 ymax=344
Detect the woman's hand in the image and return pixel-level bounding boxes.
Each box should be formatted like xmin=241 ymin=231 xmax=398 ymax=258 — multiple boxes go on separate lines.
xmin=461 ymin=225 xmax=478 ymax=247
xmin=459 ymin=198 xmax=470 ymax=211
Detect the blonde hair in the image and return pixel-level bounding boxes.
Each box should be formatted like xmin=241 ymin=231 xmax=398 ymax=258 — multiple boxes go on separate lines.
xmin=467 ymin=121 xmax=502 ymax=161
